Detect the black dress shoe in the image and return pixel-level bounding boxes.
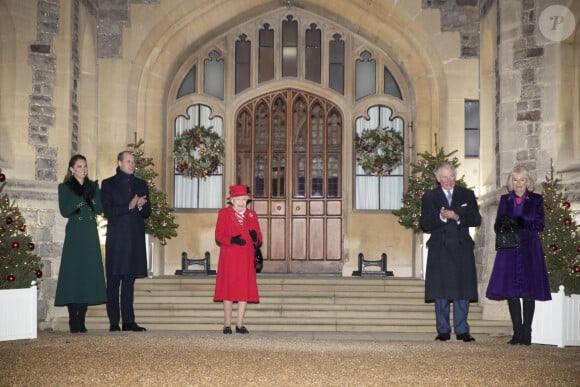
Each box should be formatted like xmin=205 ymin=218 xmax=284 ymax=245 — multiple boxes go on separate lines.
xmin=109 ymin=324 xmax=121 ymax=332
xmin=223 ymin=326 xmax=232 ymax=334
xmin=435 ymin=333 xmax=450 ymax=341
xmin=507 ymin=337 xmax=519 ymax=345
xmin=122 ymin=323 xmax=147 ymax=332
xmin=456 ymin=333 xmax=476 ymax=342
xmin=235 ymin=326 xmax=249 ymax=334
xmin=520 ymin=335 xmax=531 ymax=346
xmin=507 ymin=334 xmax=520 ymax=345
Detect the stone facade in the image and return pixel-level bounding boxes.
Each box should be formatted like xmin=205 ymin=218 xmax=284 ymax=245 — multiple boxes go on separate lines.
xmin=29 ymin=0 xmax=59 ymax=181
xmin=0 ymin=0 xmax=579 ymax=327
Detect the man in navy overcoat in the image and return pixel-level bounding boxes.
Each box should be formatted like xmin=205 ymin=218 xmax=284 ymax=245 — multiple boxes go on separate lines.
xmin=420 ymin=162 xmax=482 ymax=342
xmin=101 ymin=150 xmax=151 ymax=332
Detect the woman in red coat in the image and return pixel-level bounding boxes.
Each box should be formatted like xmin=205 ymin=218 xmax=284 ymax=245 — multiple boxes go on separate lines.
xmin=214 ymin=185 xmax=262 ymax=334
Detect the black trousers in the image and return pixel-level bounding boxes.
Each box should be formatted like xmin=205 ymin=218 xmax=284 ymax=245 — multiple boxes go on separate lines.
xmin=106 ymin=274 xmax=136 ymax=325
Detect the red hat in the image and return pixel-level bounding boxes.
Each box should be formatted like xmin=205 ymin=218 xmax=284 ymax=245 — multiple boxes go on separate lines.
xmin=227 ymin=185 xmax=252 ymax=201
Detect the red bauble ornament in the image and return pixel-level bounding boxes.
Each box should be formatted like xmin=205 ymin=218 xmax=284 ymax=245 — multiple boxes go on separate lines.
xmin=577 ymin=246 xmax=580 ymax=253
xmin=546 ymin=206 xmax=553 ymax=212
xmin=573 ymin=266 xmax=580 ymax=273
xmin=19 ymin=225 xmax=26 ymax=232
xmin=28 ymin=242 xmax=35 ymax=250
xmin=562 ymin=201 xmax=571 ymax=209
xmin=11 ymin=241 xmax=20 ymax=248
xmin=35 ymin=269 xmax=43 ymax=278
xmin=5 ymin=217 xmax=12 ymax=224
xmin=0 ymin=173 xmax=5 ymax=182
xmin=550 ymin=244 xmax=557 ymax=251
xmin=7 ymin=274 xmax=15 ymax=282
xmin=564 ymin=218 xmax=572 ymax=225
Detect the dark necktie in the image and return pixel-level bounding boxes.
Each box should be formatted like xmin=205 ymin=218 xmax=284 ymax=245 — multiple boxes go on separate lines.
xmin=446 ymin=190 xmax=452 ymax=206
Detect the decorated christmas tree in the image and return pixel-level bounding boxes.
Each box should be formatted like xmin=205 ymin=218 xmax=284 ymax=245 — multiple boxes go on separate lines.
xmin=539 ymin=162 xmax=580 ymax=295
xmin=393 ymin=147 xmax=468 ymax=233
xmin=0 ymin=169 xmax=43 ymax=289
xmin=127 ymin=139 xmax=179 ymax=245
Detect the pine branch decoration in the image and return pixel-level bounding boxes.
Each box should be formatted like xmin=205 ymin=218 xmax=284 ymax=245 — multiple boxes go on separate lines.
xmin=539 ymin=161 xmax=580 ymax=295
xmin=0 ymin=169 xmax=43 ymax=289
xmin=127 ymin=139 xmax=179 ymax=245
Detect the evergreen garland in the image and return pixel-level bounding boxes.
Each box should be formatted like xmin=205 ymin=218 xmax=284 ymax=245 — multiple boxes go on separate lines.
xmin=355 ymin=127 xmax=404 ymax=176
xmin=539 ymin=161 xmax=580 ymax=295
xmin=393 ymin=147 xmax=468 ymax=234
xmin=173 ymin=126 xmax=225 ymax=179
xmin=0 ymin=169 xmax=43 ymax=289
xmin=127 ymin=139 xmax=179 ymax=245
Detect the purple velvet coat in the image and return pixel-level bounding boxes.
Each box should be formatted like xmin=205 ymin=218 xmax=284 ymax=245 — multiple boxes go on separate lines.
xmin=486 ymin=190 xmax=551 ymax=301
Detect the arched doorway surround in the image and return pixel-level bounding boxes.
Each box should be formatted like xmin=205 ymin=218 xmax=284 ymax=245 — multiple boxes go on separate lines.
xmin=129 ymin=2 xmax=444 ymax=276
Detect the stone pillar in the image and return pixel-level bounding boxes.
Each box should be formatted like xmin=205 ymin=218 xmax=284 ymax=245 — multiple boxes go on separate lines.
xmin=29 ymin=0 xmax=59 ymax=181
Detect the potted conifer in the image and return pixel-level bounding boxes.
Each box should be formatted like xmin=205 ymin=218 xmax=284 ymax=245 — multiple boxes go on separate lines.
xmin=0 ymin=168 xmax=43 ymax=341
xmin=532 ymin=163 xmax=580 ymax=347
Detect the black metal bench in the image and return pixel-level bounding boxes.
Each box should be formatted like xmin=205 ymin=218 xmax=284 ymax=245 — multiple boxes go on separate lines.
xmin=353 ymin=252 xmax=394 ymax=277
xmin=174 ymin=251 xmax=215 ymax=275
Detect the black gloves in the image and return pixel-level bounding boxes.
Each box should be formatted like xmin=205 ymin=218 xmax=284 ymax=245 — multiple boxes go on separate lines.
xmin=231 ymin=235 xmax=246 ymax=246
xmin=249 ymin=230 xmax=258 ymax=243
xmin=498 ymin=214 xmax=512 ymax=226
xmin=498 ymin=214 xmax=525 ymax=232
xmin=510 ymin=216 xmax=525 ymax=232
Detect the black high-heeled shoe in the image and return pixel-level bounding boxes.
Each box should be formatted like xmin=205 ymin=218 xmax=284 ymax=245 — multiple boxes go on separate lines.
xmin=236 ymin=326 xmax=249 ymax=334
xmin=223 ymin=326 xmax=232 ymax=334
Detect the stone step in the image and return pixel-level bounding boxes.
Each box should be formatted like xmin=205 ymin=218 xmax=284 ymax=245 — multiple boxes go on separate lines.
xmin=51 ymin=276 xmax=511 ymax=335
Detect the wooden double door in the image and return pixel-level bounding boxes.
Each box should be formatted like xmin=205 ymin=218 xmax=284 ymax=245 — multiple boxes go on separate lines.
xmin=236 ymin=89 xmax=343 ymax=273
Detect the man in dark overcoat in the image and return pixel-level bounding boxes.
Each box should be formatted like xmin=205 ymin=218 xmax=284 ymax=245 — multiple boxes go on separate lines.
xmin=101 ymin=150 xmax=151 ymax=332
xmin=420 ymin=162 xmax=482 ymax=342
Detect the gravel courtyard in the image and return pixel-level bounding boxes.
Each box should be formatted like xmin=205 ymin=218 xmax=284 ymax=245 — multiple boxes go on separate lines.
xmin=1 ymin=330 xmax=578 ymax=386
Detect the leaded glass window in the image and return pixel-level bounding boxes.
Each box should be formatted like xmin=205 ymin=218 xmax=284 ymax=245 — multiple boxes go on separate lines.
xmin=355 ymin=105 xmax=404 ymax=210
xmin=174 ymin=104 xmax=223 ymax=209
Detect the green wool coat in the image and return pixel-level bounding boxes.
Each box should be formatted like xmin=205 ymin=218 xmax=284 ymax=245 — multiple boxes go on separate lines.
xmin=54 ymin=182 xmax=107 ymax=306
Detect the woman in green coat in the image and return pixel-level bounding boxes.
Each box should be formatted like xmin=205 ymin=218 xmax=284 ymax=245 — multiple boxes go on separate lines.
xmin=55 ymin=155 xmax=107 ymax=333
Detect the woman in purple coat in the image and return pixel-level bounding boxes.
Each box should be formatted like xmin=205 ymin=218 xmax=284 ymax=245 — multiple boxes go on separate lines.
xmin=486 ymin=166 xmax=551 ymax=345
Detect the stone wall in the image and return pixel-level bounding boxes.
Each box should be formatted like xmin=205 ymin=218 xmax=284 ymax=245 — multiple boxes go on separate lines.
xmin=29 ymin=0 xmax=59 ymax=181
xmin=475 ymin=190 xmax=506 ymax=320
xmin=422 ymin=0 xmax=480 ymax=57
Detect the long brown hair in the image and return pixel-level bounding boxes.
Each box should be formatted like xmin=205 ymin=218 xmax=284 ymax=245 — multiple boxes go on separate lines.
xmin=63 ymin=154 xmax=89 ymax=183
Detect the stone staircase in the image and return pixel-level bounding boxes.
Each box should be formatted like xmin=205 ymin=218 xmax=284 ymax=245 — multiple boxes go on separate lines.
xmin=55 ymin=276 xmax=511 ymax=334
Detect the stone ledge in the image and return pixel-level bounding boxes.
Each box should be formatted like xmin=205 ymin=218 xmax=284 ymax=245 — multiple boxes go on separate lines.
xmin=3 ymin=179 xmax=58 ymax=202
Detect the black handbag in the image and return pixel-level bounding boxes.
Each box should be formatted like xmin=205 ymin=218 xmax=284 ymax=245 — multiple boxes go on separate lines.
xmin=254 ymin=245 xmax=263 ymax=273
xmin=495 ymin=224 xmax=520 ymax=250
xmin=249 ymin=229 xmax=263 ymax=272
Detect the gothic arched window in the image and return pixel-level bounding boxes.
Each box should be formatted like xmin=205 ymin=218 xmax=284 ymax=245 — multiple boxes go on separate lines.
xmin=354 ymin=105 xmax=404 ymax=210
xmin=174 ymin=104 xmax=224 ymax=209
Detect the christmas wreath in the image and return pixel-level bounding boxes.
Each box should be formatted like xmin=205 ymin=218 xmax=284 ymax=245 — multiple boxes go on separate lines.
xmin=355 ymin=127 xmax=404 ymax=176
xmin=173 ymin=126 xmax=225 ymax=179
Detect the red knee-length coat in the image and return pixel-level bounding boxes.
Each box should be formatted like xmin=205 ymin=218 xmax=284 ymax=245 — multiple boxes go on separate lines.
xmin=213 ymin=206 xmax=262 ymax=302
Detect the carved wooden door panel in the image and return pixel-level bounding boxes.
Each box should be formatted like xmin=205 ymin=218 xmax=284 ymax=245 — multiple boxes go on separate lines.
xmin=236 ymin=89 xmax=343 ymax=273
